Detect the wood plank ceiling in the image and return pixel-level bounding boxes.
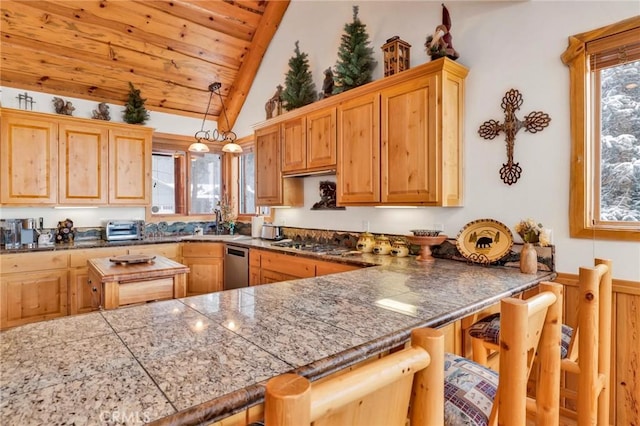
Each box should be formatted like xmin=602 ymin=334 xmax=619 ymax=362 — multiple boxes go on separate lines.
xmin=0 ymin=0 xmax=290 ymax=130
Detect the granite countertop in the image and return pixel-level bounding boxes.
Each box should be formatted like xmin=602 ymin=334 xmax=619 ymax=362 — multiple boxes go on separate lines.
xmin=0 ymin=246 xmax=555 ymax=426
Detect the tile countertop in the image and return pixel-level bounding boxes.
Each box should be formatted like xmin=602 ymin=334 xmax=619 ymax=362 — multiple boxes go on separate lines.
xmin=0 ymin=238 xmax=555 ymax=426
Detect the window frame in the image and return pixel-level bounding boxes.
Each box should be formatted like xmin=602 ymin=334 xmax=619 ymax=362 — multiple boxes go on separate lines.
xmin=230 ymin=134 xmax=274 ymax=223
xmin=561 ymin=16 xmax=640 ymax=242
xmin=147 ymin=132 xmax=227 ymax=223
xmin=148 ymin=132 xmax=273 ymax=225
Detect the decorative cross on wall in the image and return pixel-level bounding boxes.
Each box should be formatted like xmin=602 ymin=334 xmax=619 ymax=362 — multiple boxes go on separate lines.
xmin=478 ymin=89 xmax=551 ymax=185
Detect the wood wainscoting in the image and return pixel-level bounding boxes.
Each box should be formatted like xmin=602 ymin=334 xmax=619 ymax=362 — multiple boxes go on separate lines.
xmin=554 ymin=272 xmax=639 ymax=426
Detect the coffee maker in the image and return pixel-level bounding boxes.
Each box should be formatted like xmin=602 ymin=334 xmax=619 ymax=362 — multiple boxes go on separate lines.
xmin=20 ymin=218 xmax=40 ymax=247
xmin=1 ymin=219 xmax=22 ymax=249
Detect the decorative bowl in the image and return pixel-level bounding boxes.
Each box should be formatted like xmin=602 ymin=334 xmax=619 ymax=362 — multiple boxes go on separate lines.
xmin=406 ymin=234 xmax=448 ymax=262
xmin=409 ymin=229 xmax=442 ymax=237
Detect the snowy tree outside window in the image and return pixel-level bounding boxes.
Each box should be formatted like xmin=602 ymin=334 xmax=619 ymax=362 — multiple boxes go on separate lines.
xmin=595 ymin=60 xmax=639 ymax=224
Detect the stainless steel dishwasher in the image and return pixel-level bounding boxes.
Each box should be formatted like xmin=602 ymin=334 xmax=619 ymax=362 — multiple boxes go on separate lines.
xmin=223 ymin=244 xmax=249 ymax=290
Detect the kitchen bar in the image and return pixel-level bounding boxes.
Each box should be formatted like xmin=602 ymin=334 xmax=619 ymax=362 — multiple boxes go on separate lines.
xmin=0 ymin=251 xmax=554 ymax=425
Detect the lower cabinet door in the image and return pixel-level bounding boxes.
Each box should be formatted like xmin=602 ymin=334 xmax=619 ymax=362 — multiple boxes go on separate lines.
xmin=0 ymin=270 xmax=68 ymax=329
xmin=183 ymin=257 xmax=223 ymax=295
xmin=69 ymin=267 xmax=102 ymax=315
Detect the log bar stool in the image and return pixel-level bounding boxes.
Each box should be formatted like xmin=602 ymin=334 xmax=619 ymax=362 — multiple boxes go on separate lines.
xmin=263 ymin=282 xmax=563 ymax=426
xmin=442 ymin=281 xmax=563 ymax=425
xmin=264 ymin=328 xmax=445 ymax=426
xmin=468 ymin=258 xmax=612 ymax=425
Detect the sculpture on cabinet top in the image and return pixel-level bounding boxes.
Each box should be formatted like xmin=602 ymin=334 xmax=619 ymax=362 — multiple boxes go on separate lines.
xmin=92 ymin=102 xmax=111 ymax=121
xmin=478 ymin=89 xmax=551 ymax=185
xmin=319 ymin=68 xmax=334 ymax=99
xmin=52 ymin=97 xmax=75 ymax=115
xmin=265 ymin=85 xmax=283 ymax=119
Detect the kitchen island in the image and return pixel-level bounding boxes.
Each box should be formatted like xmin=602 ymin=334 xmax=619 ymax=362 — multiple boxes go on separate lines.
xmin=0 ymin=255 xmax=554 ymax=425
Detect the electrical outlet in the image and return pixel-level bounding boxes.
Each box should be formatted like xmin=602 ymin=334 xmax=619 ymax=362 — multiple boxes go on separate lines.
xmin=433 ymin=223 xmax=444 ymax=232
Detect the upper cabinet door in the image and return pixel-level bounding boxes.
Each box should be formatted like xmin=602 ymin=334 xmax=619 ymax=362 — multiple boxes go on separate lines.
xmin=381 ymin=76 xmax=438 ymax=204
xmin=58 ymin=123 xmax=109 ymax=204
xmin=255 ymin=125 xmax=282 ymax=205
xmin=108 ymin=127 xmax=152 ymax=205
xmin=337 ymin=92 xmax=381 ymax=205
xmin=307 ymin=107 xmax=337 ymax=171
xmin=0 ymin=111 xmax=58 ymax=204
xmin=281 ymin=117 xmax=307 ymax=173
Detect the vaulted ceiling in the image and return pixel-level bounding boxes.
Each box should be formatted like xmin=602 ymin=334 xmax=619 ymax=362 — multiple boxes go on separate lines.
xmin=0 ymin=0 xmax=290 ymax=130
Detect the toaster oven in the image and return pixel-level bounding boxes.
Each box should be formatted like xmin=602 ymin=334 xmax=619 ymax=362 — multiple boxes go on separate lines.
xmin=103 ymin=220 xmax=145 ymax=241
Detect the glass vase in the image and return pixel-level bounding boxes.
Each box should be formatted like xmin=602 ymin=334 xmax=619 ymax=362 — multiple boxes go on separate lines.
xmin=520 ymin=242 xmax=538 ymax=274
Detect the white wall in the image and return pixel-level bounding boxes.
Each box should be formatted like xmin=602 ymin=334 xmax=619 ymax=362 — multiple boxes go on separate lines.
xmin=233 ymin=0 xmax=640 ymax=280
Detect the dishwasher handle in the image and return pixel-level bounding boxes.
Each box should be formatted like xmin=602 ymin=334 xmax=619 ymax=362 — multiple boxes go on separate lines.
xmin=226 ymin=246 xmax=248 ymax=257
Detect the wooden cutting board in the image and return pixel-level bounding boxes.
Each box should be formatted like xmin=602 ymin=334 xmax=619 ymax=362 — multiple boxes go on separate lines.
xmin=109 ymin=254 xmax=156 ymax=264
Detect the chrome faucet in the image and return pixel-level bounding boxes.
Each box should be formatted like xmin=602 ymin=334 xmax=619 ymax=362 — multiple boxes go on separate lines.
xmin=214 ymin=209 xmax=222 ymax=235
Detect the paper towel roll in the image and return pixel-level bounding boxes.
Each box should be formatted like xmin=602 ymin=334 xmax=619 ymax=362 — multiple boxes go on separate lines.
xmin=251 ymin=216 xmax=264 ymax=238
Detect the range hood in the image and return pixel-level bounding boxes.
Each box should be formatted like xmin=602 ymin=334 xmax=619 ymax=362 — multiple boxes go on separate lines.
xmin=283 ymin=169 xmax=336 ymax=178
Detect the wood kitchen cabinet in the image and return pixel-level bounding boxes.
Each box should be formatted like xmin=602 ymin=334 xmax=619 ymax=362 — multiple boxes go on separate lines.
xmin=128 ymin=243 xmax=182 ymax=262
xmin=1 ymin=110 xmax=58 ymax=204
xmin=181 ymin=243 xmax=224 ymax=295
xmin=338 ymin=59 xmax=467 ymax=206
xmin=255 ymin=124 xmax=303 ymax=207
xmin=109 ymin=127 xmax=152 ymax=205
xmin=282 ymin=107 xmax=337 ymax=175
xmin=0 ymin=251 xmax=69 ymax=329
xmin=249 ymin=249 xmax=262 ymax=286
xmin=250 ymin=249 xmax=362 ymax=286
xmin=281 ymin=116 xmax=307 ymax=173
xmin=58 ymin=122 xmax=109 ymax=204
xmin=0 ymin=108 xmax=152 ymax=206
xmin=337 ymin=92 xmax=381 ymax=204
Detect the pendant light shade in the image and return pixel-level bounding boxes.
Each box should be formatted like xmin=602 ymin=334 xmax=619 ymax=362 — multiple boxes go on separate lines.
xmin=189 ymin=82 xmax=242 ymax=154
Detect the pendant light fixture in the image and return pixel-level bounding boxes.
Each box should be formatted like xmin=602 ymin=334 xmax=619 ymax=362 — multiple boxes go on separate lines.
xmin=189 ymin=82 xmax=242 ymax=154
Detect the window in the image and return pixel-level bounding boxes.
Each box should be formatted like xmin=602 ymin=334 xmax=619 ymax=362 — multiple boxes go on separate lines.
xmin=562 ymin=17 xmax=640 ymax=241
xmin=239 ymin=150 xmax=256 ymax=214
xmin=149 ymin=133 xmax=224 ymax=221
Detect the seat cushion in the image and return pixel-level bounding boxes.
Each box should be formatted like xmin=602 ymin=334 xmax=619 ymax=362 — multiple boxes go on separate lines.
xmin=468 ymin=313 xmax=574 ymax=359
xmin=444 ymin=353 xmax=498 ymax=426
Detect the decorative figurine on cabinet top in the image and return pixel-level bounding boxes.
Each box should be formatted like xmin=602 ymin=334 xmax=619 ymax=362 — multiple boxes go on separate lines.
xmin=265 ymin=85 xmax=283 ymax=119
xmin=92 ymin=102 xmax=111 ymax=121
xmin=382 ymin=36 xmax=411 ymax=77
xmin=318 ymin=68 xmax=335 ymax=99
xmin=52 ymin=97 xmax=75 ymax=115
xmin=425 ymin=3 xmax=459 ymax=61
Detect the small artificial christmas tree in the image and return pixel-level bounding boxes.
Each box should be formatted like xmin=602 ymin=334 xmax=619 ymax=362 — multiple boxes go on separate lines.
xmin=333 ymin=5 xmax=376 ymax=94
xmin=123 ymin=82 xmax=150 ymax=124
xmin=281 ymin=41 xmax=317 ymax=111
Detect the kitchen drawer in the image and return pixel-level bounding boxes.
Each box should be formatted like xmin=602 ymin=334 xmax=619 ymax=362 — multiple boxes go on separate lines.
xmin=1 ymin=251 xmax=69 ymax=273
xmin=182 ymin=242 xmax=224 ymax=258
xmin=69 ymin=247 xmax=128 ymax=268
xmin=118 ymin=277 xmax=174 ymax=306
xmin=128 ymin=243 xmax=181 ymax=261
xmin=315 ymin=260 xmax=360 ymax=276
xmin=260 ymin=251 xmax=315 ymax=278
